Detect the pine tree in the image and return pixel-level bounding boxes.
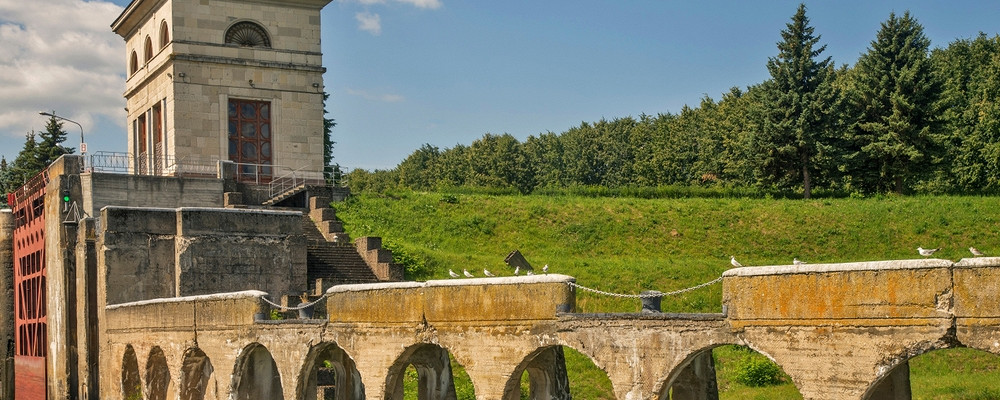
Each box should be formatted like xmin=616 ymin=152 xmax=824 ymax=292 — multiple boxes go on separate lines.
xmin=10 ymin=131 xmax=44 ymax=186
xmin=757 ymin=3 xmax=840 ymax=198
xmin=845 ymin=11 xmax=942 ymax=194
xmin=36 ymin=114 xmax=73 ymax=167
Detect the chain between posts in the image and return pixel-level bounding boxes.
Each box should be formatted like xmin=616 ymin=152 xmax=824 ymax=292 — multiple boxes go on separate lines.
xmin=567 ymin=276 xmax=723 ymax=298
xmin=261 ymin=293 xmax=330 ymax=311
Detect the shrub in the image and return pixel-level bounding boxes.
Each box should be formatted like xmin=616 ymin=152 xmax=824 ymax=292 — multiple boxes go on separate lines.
xmin=734 ymin=356 xmax=784 ymax=387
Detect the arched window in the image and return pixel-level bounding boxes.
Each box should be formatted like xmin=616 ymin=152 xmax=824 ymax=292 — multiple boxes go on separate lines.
xmin=159 ymin=20 xmax=170 ymax=48
xmin=130 ymin=51 xmax=138 ymax=75
xmin=144 ymin=36 xmax=153 ymax=63
xmin=225 ymin=21 xmax=270 ymax=48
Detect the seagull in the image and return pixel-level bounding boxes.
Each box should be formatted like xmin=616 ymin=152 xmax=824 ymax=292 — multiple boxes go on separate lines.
xmin=542 ymin=264 xmax=549 ymax=274
xmin=917 ymin=247 xmax=939 ymax=257
xmin=730 ymin=256 xmax=743 ymax=268
xmin=970 ymin=247 xmax=985 ymax=257
xmin=526 ymin=270 xmax=534 ymax=276
xmin=513 ymin=266 xmax=520 ymax=276
xmin=793 ymin=258 xmax=806 ymax=265
xmin=448 ymin=269 xmax=459 ymax=278
xmin=483 ymin=269 xmax=495 ymax=277
xmin=463 ymin=269 xmax=475 ymax=278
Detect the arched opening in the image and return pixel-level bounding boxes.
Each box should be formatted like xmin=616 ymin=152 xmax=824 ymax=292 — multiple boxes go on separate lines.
xmin=506 ymin=345 xmax=614 ymax=400
xmin=144 ymin=36 xmax=153 ymax=63
xmin=232 ymin=343 xmax=284 ymax=400
xmin=159 ymin=20 xmax=169 ymax=48
xmin=145 ymin=346 xmax=172 ymax=400
xmin=297 ymin=342 xmax=364 ymax=400
xmin=385 ymin=343 xmax=474 ymax=400
xmin=225 ymin=21 xmax=271 ymax=48
xmin=122 ymin=345 xmax=142 ymax=400
xmin=129 ymin=51 xmax=138 ymax=75
xmin=863 ymin=347 xmax=1000 ymax=399
xmin=660 ymin=345 xmax=802 ymax=399
xmin=179 ymin=347 xmax=215 ymax=400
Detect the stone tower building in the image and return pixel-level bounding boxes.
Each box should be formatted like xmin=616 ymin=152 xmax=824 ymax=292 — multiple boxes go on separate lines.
xmin=111 ymin=0 xmax=332 ymax=177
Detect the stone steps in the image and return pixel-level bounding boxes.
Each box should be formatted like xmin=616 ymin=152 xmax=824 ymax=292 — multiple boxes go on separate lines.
xmin=302 ymin=214 xmax=379 ymax=290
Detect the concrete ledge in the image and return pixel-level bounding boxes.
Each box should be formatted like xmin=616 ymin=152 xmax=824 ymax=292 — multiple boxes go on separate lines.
xmin=176 ymin=207 xmax=303 ymax=236
xmin=723 ymin=259 xmax=953 ymax=277
xmin=101 ymin=206 xmax=178 ymax=235
xmin=955 ymin=257 xmax=1000 ymax=267
xmin=106 ymin=290 xmax=266 ymax=331
xmin=425 ymin=274 xmax=575 ymax=287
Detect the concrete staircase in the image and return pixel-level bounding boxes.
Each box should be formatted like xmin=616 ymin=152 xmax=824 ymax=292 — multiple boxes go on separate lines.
xmin=303 ymin=196 xmax=404 ymax=293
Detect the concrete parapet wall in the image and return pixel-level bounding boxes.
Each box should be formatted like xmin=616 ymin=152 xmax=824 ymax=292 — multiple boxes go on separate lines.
xmin=723 ymin=259 xmax=954 ymax=327
xmin=326 ymin=275 xmax=576 ymax=324
xmin=82 ymin=173 xmax=224 ymax=217
xmin=105 ymin=290 xmax=267 ymax=332
xmin=953 ymin=257 xmax=1000 ymax=356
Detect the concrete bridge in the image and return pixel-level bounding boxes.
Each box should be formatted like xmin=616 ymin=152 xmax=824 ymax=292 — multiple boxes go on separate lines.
xmin=100 ymin=258 xmax=1000 ymax=400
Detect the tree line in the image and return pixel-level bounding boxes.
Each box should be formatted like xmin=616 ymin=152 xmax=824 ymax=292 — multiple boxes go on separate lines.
xmin=348 ymin=5 xmax=1000 ymax=198
xmin=0 ymin=115 xmax=73 ymax=206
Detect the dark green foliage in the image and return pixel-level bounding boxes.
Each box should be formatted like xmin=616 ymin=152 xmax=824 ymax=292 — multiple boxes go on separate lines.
xmin=757 ymin=4 xmax=840 ymax=198
xmin=734 ymin=356 xmax=785 ymax=387
xmin=844 ymin=12 xmax=942 ymax=194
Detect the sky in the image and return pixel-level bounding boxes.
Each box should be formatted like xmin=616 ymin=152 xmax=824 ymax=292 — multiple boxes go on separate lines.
xmin=1 ymin=1 xmax=999 ymax=171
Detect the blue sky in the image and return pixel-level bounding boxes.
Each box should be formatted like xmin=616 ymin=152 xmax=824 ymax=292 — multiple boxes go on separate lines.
xmin=1 ymin=1 xmax=999 ymax=171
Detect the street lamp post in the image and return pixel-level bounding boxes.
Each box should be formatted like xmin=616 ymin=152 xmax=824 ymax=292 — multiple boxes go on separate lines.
xmin=38 ymin=111 xmax=85 ymax=155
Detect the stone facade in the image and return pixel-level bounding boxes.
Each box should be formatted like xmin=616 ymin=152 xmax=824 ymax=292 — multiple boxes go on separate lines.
xmin=112 ymin=0 xmax=331 ymax=175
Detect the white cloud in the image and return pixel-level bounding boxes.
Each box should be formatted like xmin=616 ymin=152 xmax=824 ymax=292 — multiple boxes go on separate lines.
xmin=346 ymin=88 xmax=405 ymax=103
xmin=355 ymin=12 xmax=382 ymax=35
xmin=0 ymin=0 xmax=125 ymax=143
xmin=340 ymin=0 xmax=442 ymax=34
xmin=397 ymin=0 xmax=442 ymax=9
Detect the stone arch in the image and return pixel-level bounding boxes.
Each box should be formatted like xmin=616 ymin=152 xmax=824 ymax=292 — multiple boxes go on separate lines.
xmin=385 ymin=343 xmax=472 ymax=400
xmin=122 ymin=344 xmax=142 ymax=400
xmin=231 ymin=343 xmax=284 ymax=400
xmin=159 ymin=20 xmax=169 ymax=48
xmin=145 ymin=346 xmax=172 ymax=400
xmin=503 ymin=345 xmax=573 ymax=400
xmin=296 ymin=341 xmax=364 ymax=400
xmin=859 ymin=342 xmax=1000 ymax=400
xmin=179 ymin=347 xmax=215 ymax=400
xmin=658 ymin=344 xmax=802 ymax=400
xmin=144 ymin=35 xmax=153 ymax=63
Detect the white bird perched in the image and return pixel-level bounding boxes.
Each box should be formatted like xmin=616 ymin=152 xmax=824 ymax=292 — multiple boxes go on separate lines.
xmin=542 ymin=264 xmax=549 ymax=274
xmin=526 ymin=270 xmax=534 ymax=276
xmin=513 ymin=266 xmax=520 ymax=276
xmin=730 ymin=256 xmax=743 ymax=268
xmin=483 ymin=269 xmax=495 ymax=277
xmin=917 ymin=247 xmax=939 ymax=257
xmin=793 ymin=258 xmax=806 ymax=265
xmin=448 ymin=269 xmax=459 ymax=278
xmin=463 ymin=269 xmax=475 ymax=278
xmin=970 ymin=247 xmax=985 ymax=257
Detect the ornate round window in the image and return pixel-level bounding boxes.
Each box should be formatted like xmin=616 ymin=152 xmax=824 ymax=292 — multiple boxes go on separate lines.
xmin=225 ymin=21 xmax=271 ymax=48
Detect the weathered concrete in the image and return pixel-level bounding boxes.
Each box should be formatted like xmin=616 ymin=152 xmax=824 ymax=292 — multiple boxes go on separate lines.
xmin=723 ymin=259 xmax=954 ymax=399
xmin=953 ymin=257 xmax=1000 ymax=356
xmin=81 ymin=173 xmax=224 ymax=218
xmin=0 ymin=209 xmax=14 ymax=400
xmin=93 ymin=259 xmax=1000 ymax=400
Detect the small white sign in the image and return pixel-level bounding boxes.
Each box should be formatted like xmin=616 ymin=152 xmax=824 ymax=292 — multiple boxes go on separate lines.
xmin=80 ymin=143 xmax=87 ymax=153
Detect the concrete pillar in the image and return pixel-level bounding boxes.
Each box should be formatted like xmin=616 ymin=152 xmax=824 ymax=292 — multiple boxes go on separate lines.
xmin=668 ymin=351 xmax=719 ymax=400
xmin=409 ymin=346 xmax=457 ymax=400
xmin=75 ymin=218 xmax=99 ymax=400
xmin=866 ymin=361 xmax=911 ymax=400
xmin=0 ymin=209 xmax=14 ymax=400
xmin=526 ymin=346 xmax=572 ymax=400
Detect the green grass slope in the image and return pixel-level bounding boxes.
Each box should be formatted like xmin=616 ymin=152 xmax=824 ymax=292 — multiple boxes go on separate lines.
xmin=334 ymin=192 xmax=1000 ymax=398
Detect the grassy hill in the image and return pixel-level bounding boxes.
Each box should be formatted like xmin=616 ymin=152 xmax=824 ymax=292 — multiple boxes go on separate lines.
xmin=334 ymin=191 xmax=1000 ymax=399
